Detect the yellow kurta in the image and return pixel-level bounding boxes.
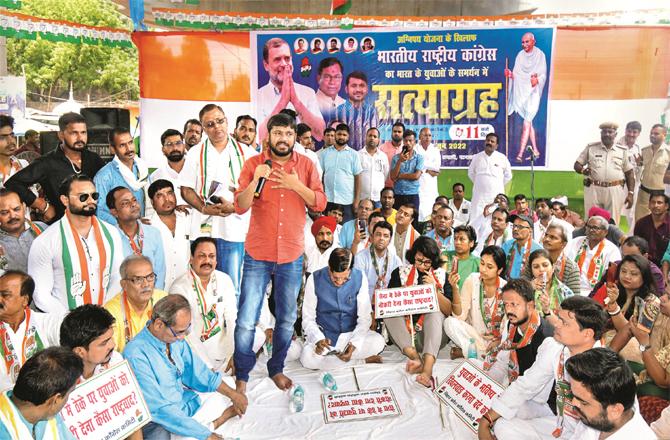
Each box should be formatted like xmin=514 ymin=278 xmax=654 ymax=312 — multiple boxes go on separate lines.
xmin=104 ymin=289 xmax=167 ymax=352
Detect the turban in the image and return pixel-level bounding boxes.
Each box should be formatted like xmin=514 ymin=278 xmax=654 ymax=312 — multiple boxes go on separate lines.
xmin=588 ymin=206 xmax=611 ymax=222
xmin=311 ymin=215 xmax=337 ymax=237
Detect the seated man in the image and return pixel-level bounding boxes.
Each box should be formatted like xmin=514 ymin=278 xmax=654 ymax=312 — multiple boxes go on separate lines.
xmin=478 ymin=296 xmax=608 ymax=440
xmin=0 ymin=271 xmax=61 ymax=390
xmin=301 ymin=248 xmax=384 ymax=370
xmin=305 ymin=215 xmax=338 ymax=275
xmin=60 ymin=304 xmax=123 ymax=382
xmin=502 ymin=214 xmax=542 ymax=279
xmin=124 ymin=294 xmax=247 ymax=439
xmin=0 ymin=188 xmax=46 ymax=273
xmin=104 ymin=255 xmax=167 ymax=353
xmin=353 ymin=221 xmax=402 ymax=300
xmin=0 ymin=347 xmax=83 ymax=440
xmin=483 ymin=278 xmax=548 ymax=385
xmin=567 ymin=347 xmax=655 ymax=438
xmin=170 ymin=237 xmax=262 ymax=373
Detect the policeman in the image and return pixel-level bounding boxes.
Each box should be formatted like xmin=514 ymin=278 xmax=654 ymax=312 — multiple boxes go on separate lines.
xmin=573 ymin=122 xmax=635 ymax=226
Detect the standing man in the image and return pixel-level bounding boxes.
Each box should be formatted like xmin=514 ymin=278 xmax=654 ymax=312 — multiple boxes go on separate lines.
xmin=258 ymin=37 xmax=325 ymax=142
xmin=505 ymin=32 xmax=547 ymax=162
xmin=334 ymin=71 xmax=379 ymax=151
xmin=94 ymin=128 xmax=149 ymax=225
xmin=319 ymin=127 xmax=336 ymax=157
xmin=319 ymin=123 xmax=362 ymax=223
xmin=634 ymin=124 xmax=670 ymax=220
xmin=390 ymin=129 xmax=424 ymax=217
xmin=147 ymin=179 xmax=190 ymax=291
xmin=0 ymin=188 xmax=46 ymax=273
xmin=233 ymin=115 xmax=258 ymax=151
xmin=0 ymin=115 xmax=28 ymax=188
xmin=634 ymin=193 xmax=670 ymax=266
xmin=0 ymin=271 xmax=61 ymax=390
xmin=107 ymin=186 xmax=166 ymax=290
xmin=502 ymin=214 xmax=542 ymax=279
xmin=574 ymin=122 xmax=635 ymax=226
xmin=16 ymin=128 xmax=40 ymax=155
xmin=380 ymin=122 xmax=404 ymax=188
xmin=180 ymin=104 xmax=258 ymax=298
xmin=28 ymin=175 xmax=123 ymax=312
xmin=357 ymin=127 xmax=388 ymax=207
xmin=415 ymin=127 xmax=441 ymax=220
xmin=564 ymin=215 xmax=622 ymax=294
xmin=104 ymin=255 xmax=166 ymax=353
xmin=233 ymin=113 xmax=326 ymax=392
xmin=5 ymin=112 xmax=105 ymax=222
xmin=297 ymin=123 xmax=315 ymax=151
xmin=618 ymin=121 xmax=642 ymax=229
xmin=150 ymin=128 xmax=187 ymax=208
xmin=183 ymin=119 xmax=203 ymax=150
xmin=449 ymin=182 xmax=471 ymax=227
xmin=315 ymin=57 xmax=345 ymax=123
xmin=354 ymin=221 xmax=402 ymax=300
xmin=468 ymin=133 xmax=512 ymax=220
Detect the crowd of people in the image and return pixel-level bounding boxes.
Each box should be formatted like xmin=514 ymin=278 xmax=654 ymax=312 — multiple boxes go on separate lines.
xmin=0 ymin=100 xmax=668 ymax=440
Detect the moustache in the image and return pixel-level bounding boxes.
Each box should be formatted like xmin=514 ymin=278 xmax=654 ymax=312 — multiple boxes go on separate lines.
xmin=200 ymin=263 xmax=212 ymax=270
xmin=506 ymin=314 xmax=516 ymax=319
xmin=318 ymin=240 xmax=332 ymax=247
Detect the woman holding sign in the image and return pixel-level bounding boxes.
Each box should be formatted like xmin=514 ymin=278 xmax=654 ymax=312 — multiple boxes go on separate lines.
xmin=384 ymin=236 xmax=453 ymax=388
xmin=527 ymin=249 xmax=574 ymax=327
xmin=443 ymin=245 xmax=507 ymax=359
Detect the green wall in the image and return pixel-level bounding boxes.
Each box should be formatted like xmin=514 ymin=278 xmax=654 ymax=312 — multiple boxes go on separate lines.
xmin=437 ymin=170 xmax=586 ymax=217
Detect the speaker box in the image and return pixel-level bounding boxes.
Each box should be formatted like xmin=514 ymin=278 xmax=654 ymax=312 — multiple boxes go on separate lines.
xmin=39 ymin=129 xmax=114 ymax=162
xmin=81 ymin=107 xmax=130 ymax=130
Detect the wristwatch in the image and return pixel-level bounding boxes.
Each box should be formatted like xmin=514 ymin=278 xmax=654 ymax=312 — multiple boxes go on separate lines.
xmin=640 ymin=344 xmax=652 ymax=353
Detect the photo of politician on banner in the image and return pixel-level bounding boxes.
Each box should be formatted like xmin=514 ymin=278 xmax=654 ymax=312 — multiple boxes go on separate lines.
xmin=252 ymin=27 xmax=554 ymax=168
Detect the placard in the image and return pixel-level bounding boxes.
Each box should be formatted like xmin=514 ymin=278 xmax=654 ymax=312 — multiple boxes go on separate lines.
xmin=434 ymin=360 xmax=504 ymax=433
xmin=321 ymin=387 xmax=401 ymax=424
xmin=60 ymin=360 xmax=151 ymax=440
xmin=374 ymin=284 xmax=437 ymax=319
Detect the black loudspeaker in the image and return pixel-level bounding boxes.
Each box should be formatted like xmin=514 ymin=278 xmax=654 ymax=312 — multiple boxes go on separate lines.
xmin=40 ymin=131 xmax=60 ymax=155
xmin=81 ymin=107 xmax=130 ymax=130
xmin=86 ymin=128 xmax=114 ymax=161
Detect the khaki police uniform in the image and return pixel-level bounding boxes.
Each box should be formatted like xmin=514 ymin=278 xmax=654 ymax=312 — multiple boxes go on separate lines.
xmin=635 ymin=143 xmax=670 ymax=220
xmin=576 ymin=141 xmax=632 ymax=225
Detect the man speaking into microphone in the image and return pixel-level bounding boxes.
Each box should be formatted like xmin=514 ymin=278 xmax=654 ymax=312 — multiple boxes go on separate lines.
xmin=233 ymin=112 xmax=327 ymax=394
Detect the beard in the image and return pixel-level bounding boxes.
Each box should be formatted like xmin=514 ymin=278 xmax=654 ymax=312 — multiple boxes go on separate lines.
xmin=578 ymin=408 xmax=615 ymax=432
xmin=335 ymin=138 xmax=348 ymax=147
xmin=391 ymin=134 xmax=402 ymax=143
xmin=70 ymin=205 xmax=97 ymax=217
xmin=507 ymin=313 xmax=529 ymax=326
xmin=269 ymin=141 xmax=293 ymax=157
xmin=167 ymin=151 xmax=184 ymax=162
xmin=318 ymin=240 xmax=333 ymax=251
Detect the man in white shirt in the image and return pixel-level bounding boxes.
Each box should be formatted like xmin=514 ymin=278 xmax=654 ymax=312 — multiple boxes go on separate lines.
xmin=415 ymin=128 xmax=441 ymax=220
xmin=449 ymin=182 xmax=471 ymax=227
xmin=474 ymin=207 xmax=512 ymax=256
xmin=301 ymin=248 xmax=384 ymax=370
xmin=534 ymin=197 xmax=574 ymax=242
xmin=564 ymin=216 xmax=621 ymax=294
xmin=305 ymin=215 xmax=337 ymax=275
xmin=147 ymin=179 xmax=190 ymax=292
xmin=179 ymin=104 xmax=258 ymax=300
xmin=149 ymin=128 xmax=188 ymax=208
xmin=257 ymin=37 xmax=325 ymax=142
xmin=393 ymin=204 xmax=420 ymax=264
xmin=353 ymin=221 xmax=401 ymax=300
xmin=232 ymin=115 xmax=258 ymax=152
xmin=357 ymin=127 xmax=388 ymax=207
xmin=565 ymin=347 xmax=655 ymax=440
xmin=28 ymin=175 xmax=123 ymax=313
xmin=618 ymin=121 xmax=642 ymax=230
xmin=59 ymin=304 xmax=123 ymax=383
xmin=468 ymin=133 xmax=512 ymax=220
xmin=478 ymin=296 xmax=608 ymax=440
xmin=0 ymin=271 xmax=62 ymax=390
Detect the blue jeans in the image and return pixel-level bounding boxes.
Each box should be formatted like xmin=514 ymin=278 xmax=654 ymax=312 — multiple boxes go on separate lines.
xmin=142 ymin=422 xmax=170 ymax=440
xmin=215 ymin=238 xmax=245 ymax=302
xmin=234 ymin=253 xmax=303 ymax=382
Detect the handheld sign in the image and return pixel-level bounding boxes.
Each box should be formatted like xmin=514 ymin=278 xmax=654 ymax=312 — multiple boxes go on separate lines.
xmin=434 ymin=360 xmax=504 ymax=433
xmin=321 ymin=387 xmax=401 ymax=424
xmin=60 ymin=360 xmax=151 ymax=440
xmin=374 ymin=284 xmax=438 ymax=319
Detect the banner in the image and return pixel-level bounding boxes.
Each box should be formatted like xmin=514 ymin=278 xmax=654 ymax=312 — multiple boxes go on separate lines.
xmin=0 ymin=76 xmax=26 ymax=119
xmin=252 ymin=28 xmax=554 ymax=167
xmin=60 ymin=361 xmax=151 ymax=440
xmin=434 ymin=360 xmax=504 ymax=433
xmin=321 ymin=387 xmax=401 ymax=424
xmin=374 ymin=284 xmax=438 ymax=319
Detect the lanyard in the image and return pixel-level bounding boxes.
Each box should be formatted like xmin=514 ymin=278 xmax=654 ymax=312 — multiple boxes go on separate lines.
xmin=478 ymin=277 xmax=502 ymax=335
xmin=123 ymin=223 xmax=144 ymax=255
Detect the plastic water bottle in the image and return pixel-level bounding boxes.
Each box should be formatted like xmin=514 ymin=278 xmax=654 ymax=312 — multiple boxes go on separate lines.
xmin=319 ymin=372 xmax=338 ymax=392
xmin=288 ymin=384 xmax=305 ymax=413
xmin=467 ymin=338 xmax=478 ymax=359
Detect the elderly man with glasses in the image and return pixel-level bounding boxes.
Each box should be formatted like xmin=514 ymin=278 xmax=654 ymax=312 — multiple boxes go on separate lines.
xmin=104 ymin=254 xmax=167 ymax=353
xmin=501 ymin=214 xmax=542 ymax=279
xmin=124 ymin=294 xmax=247 ymax=440
xmin=28 ymin=174 xmax=124 ymax=313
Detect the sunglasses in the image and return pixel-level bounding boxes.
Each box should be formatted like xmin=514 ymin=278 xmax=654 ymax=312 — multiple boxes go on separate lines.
xmin=74 ymin=192 xmax=100 ymax=203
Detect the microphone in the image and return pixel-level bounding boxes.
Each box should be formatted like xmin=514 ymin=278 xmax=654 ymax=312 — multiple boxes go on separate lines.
xmin=253 ymin=160 xmax=273 ymax=198
xmin=525 ymin=145 xmax=534 ymax=153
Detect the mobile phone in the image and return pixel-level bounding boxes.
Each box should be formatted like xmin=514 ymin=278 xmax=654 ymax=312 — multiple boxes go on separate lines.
xmin=206 ymin=195 xmax=222 ymax=205
xmin=402 ymin=145 xmax=409 ymax=155
xmin=358 ymin=219 xmax=367 ymax=239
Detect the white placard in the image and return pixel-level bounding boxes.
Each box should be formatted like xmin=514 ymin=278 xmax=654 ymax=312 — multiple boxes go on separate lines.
xmin=321 ymin=387 xmax=401 ymax=424
xmin=374 ymin=284 xmax=438 ymax=319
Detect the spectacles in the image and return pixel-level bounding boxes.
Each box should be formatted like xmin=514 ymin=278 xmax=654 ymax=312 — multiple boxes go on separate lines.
xmin=415 ymin=257 xmax=432 ymax=266
xmin=512 ymin=224 xmax=530 ymax=230
xmin=204 ymin=118 xmax=227 ymax=129
xmin=168 ymin=322 xmax=192 ymax=337
xmin=0 ymin=132 xmax=16 ymax=141
xmin=586 ymin=224 xmax=606 ymax=230
xmin=163 ymin=140 xmax=184 ymax=148
xmin=76 ymin=192 xmax=100 ymax=202
xmin=125 ymin=272 xmax=156 ymax=285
